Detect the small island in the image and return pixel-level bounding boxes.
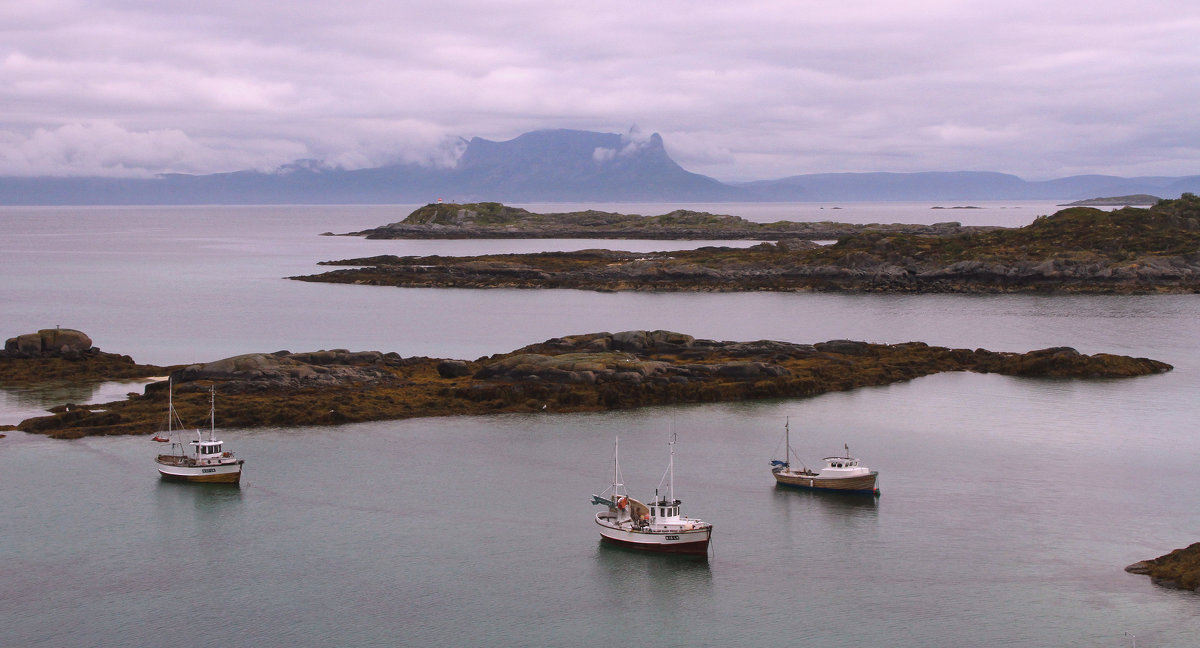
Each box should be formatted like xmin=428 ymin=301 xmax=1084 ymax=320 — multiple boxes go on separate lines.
xmin=339 ymin=201 xmax=990 ymax=240
xmin=296 ymin=195 xmax=1200 ymax=294
xmin=5 ymin=328 xmax=1171 ymax=439
xmin=1060 ymin=194 xmax=1160 ymax=207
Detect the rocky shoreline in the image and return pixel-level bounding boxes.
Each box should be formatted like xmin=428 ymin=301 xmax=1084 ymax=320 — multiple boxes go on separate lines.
xmin=299 ymin=196 xmax=1200 ymax=294
xmin=1126 ymin=543 xmax=1200 ymax=591
xmin=4 ymin=328 xmax=1171 ymax=439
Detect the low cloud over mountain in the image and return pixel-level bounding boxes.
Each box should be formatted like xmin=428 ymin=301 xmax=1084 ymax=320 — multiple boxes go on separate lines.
xmin=1 ymin=129 xmax=1197 ymax=205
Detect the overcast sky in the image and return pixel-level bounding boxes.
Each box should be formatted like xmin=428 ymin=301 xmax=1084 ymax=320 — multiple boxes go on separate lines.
xmin=2 ymin=0 xmax=1198 ymax=181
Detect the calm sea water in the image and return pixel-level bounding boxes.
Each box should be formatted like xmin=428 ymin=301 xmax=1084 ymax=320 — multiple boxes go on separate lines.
xmin=1 ymin=203 xmax=1197 ymax=648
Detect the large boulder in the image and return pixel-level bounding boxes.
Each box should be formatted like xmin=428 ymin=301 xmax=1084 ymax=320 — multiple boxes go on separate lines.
xmin=611 ymin=330 xmax=695 ymax=353
xmin=8 ymin=333 xmax=42 ymax=355
xmin=39 ymin=328 xmax=92 ymax=354
xmin=437 ymin=360 xmax=472 ymax=378
xmin=3 ymin=328 xmax=93 ymax=358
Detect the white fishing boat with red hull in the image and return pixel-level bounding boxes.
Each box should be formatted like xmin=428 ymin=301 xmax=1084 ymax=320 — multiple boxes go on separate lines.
xmin=154 ymin=384 xmax=244 ymax=484
xmin=770 ymin=419 xmax=879 ymax=495
xmin=591 ymin=435 xmax=712 ymax=556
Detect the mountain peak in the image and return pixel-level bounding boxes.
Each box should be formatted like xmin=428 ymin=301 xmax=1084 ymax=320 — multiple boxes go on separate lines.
xmin=449 ymin=128 xmax=740 ymax=201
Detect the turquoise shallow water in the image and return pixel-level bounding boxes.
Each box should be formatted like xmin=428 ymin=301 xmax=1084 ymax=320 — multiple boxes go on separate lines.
xmin=1 ymin=204 xmax=1198 ymax=647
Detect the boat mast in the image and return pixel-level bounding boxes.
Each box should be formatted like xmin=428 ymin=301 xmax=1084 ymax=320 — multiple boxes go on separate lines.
xmin=611 ymin=436 xmax=625 ymax=497
xmin=668 ymin=432 xmax=676 ymax=504
xmin=613 ymin=436 xmax=619 ymax=492
xmin=167 ymin=377 xmax=173 ymax=434
xmin=208 ymin=386 xmax=216 ymax=442
xmin=785 ymin=417 xmax=790 ymax=467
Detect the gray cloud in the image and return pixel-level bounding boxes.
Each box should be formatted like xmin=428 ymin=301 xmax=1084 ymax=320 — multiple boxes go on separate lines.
xmin=1 ymin=0 xmax=1198 ymax=180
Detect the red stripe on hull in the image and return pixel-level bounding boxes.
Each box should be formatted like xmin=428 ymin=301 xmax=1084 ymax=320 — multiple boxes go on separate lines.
xmin=599 ymin=534 xmax=710 ymax=556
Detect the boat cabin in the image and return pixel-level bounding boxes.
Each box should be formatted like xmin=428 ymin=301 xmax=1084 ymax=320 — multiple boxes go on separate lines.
xmin=193 ymin=440 xmax=223 ymax=455
xmin=817 ymin=453 xmax=870 ymax=478
xmin=189 ymin=439 xmax=234 ymax=465
xmin=650 ymin=499 xmax=682 ymax=521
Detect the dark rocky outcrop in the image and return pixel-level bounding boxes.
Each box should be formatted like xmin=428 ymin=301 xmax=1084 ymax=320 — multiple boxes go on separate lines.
xmin=1062 ymin=195 xmax=1159 ymax=206
xmin=4 ymin=328 xmax=93 ymax=358
xmin=0 ymin=328 xmax=167 ymax=386
xmin=1126 ymin=543 xmax=1200 ymax=591
xmin=160 ymin=350 xmax=405 ymax=393
xmin=11 ymin=329 xmax=1171 ymax=439
xmin=298 ymin=196 xmax=1200 ymax=294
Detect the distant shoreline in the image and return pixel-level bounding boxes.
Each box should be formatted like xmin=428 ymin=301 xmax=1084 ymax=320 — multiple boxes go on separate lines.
xmin=1059 ymin=194 xmax=1160 ymax=207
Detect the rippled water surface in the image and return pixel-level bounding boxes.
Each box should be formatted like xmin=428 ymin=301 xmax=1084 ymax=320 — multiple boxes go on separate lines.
xmin=1 ymin=204 xmax=1197 ymax=647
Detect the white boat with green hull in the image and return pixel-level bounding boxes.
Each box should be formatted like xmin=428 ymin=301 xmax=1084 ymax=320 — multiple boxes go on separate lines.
xmin=154 ymin=384 xmax=244 ymax=484
xmin=591 ymin=435 xmax=712 ymax=557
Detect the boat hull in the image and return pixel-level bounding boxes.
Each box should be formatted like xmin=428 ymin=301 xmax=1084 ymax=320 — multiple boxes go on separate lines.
xmin=772 ymin=469 xmax=879 ymax=494
xmin=156 ymin=456 xmax=244 ymax=484
xmin=595 ymin=516 xmax=711 ymax=556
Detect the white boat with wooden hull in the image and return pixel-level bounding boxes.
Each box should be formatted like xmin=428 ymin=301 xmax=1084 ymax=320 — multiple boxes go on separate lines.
xmin=156 ymin=454 xmax=243 ymax=483
xmin=591 ymin=436 xmax=712 ymax=557
xmin=770 ymin=419 xmax=879 ymax=495
xmin=154 ymin=384 xmax=244 ymax=485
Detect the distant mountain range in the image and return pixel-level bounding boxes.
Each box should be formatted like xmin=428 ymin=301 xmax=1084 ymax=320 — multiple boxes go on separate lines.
xmin=2 ymin=128 xmax=1197 ymax=205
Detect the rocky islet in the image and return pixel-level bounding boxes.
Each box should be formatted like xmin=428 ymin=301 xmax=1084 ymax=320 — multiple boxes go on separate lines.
xmin=5 ymin=329 xmax=1172 ymax=442
xmin=303 ymin=196 xmax=1200 ymax=294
